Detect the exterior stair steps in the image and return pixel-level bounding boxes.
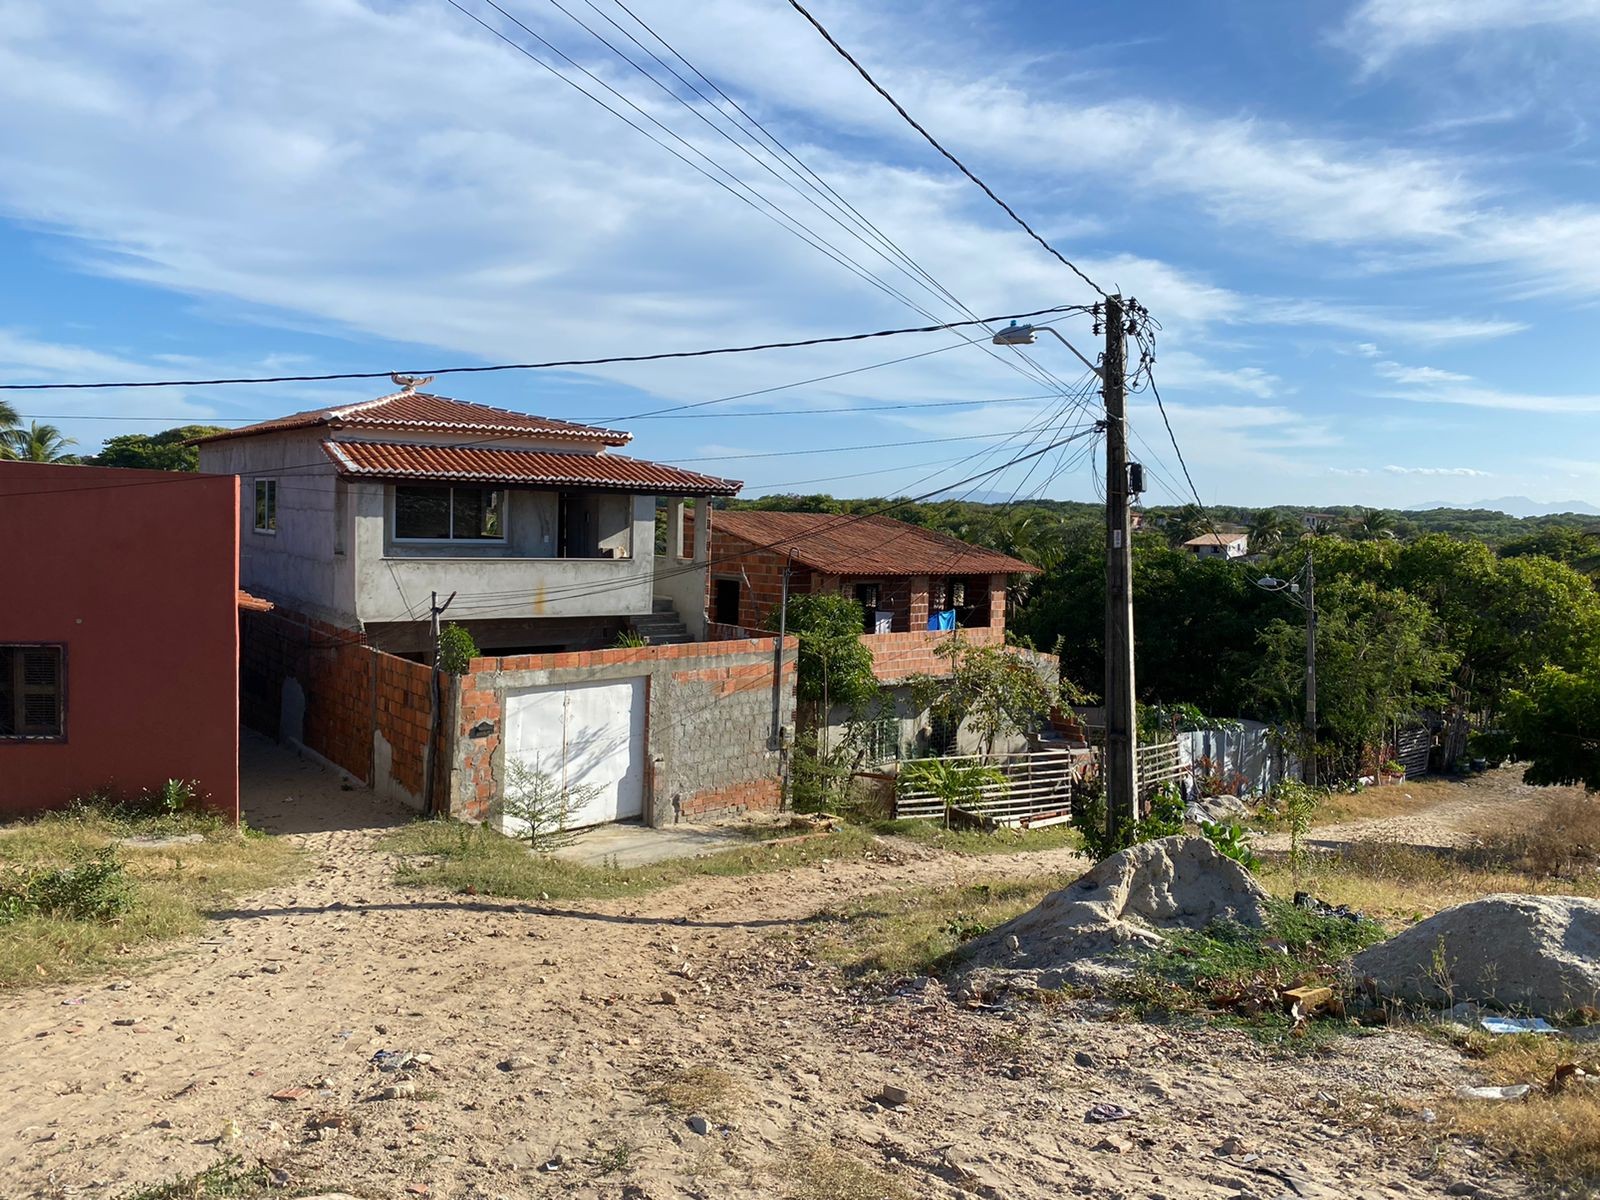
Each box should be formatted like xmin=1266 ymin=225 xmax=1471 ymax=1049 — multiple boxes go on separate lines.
xmin=633 ymin=599 xmax=693 ymax=645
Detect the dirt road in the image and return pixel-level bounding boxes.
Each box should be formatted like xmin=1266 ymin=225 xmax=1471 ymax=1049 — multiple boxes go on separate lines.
xmin=1 ymin=736 xmax=1515 ymax=1200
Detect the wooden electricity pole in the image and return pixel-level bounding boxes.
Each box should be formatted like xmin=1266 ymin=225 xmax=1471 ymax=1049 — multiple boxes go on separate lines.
xmin=1101 ymin=294 xmax=1139 ymax=842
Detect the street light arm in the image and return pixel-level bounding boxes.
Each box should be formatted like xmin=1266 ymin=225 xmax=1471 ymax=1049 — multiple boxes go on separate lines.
xmin=1032 ymin=325 xmax=1105 ymax=379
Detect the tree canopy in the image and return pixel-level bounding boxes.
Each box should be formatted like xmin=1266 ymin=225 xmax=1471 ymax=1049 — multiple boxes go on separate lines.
xmin=768 ymin=592 xmax=877 ymax=711
xmin=87 ymin=425 xmax=227 ymax=472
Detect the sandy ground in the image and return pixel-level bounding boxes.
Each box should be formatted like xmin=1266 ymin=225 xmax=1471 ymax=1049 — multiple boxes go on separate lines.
xmin=1256 ymin=765 xmax=1559 ymax=853
xmin=0 ymin=736 xmax=1540 ymax=1200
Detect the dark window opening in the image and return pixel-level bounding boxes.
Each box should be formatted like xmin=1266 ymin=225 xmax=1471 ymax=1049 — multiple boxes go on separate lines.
xmin=714 ymin=578 xmax=742 ymax=626
xmin=253 ymin=479 xmax=277 ymax=533
xmin=928 ymin=712 xmax=958 ymax=756
xmin=854 ymin=582 xmax=881 ymax=633
xmin=0 ymin=644 xmax=64 ymax=739
xmin=395 ymin=485 xmax=503 ymax=541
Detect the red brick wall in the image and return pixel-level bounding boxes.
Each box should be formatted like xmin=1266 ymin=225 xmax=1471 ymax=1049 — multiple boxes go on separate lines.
xmin=241 ymin=610 xmax=373 ymax=784
xmin=374 ymin=653 xmax=436 ymax=800
xmin=863 ymin=627 xmax=1005 ymax=684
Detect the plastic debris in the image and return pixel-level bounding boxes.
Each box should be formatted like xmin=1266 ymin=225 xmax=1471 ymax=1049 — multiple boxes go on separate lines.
xmin=1455 ymin=1084 xmax=1531 ymax=1101
xmin=1480 ymin=1016 xmax=1557 ymax=1036
xmin=1293 ymin=892 xmax=1366 ymax=923
xmin=1084 ymin=1103 xmax=1135 ymax=1124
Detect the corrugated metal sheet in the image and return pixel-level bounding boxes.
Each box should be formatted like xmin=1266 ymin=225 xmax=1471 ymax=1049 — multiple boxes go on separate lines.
xmin=193 ymin=391 xmax=630 ymax=446
xmin=712 ymin=510 xmax=1039 ymax=577
xmin=320 ymin=440 xmax=741 ymax=496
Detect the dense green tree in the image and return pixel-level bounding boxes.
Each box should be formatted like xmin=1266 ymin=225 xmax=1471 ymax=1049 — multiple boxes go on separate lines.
xmin=1505 ymin=654 xmax=1600 ymax=791
xmin=0 ymin=399 xmax=18 ymax=432
xmin=768 ymin=592 xmax=877 ymax=713
xmin=1247 ymin=508 xmax=1297 ymax=555
xmin=908 ymin=637 xmax=1062 ymax=756
xmin=1348 ymin=507 xmax=1398 ymax=541
xmin=88 ymin=424 xmax=227 ymax=472
xmin=1500 ymin=525 xmax=1600 ymax=576
xmin=0 ymin=421 xmax=76 ymax=463
xmin=1254 ymin=577 xmax=1456 ymax=770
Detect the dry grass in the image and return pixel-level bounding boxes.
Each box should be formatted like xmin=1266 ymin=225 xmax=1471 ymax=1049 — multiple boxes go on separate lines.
xmin=775 ymin=1140 xmax=911 ymax=1200
xmin=1440 ymin=1030 xmax=1600 ymax=1192
xmin=1311 ymin=777 xmax=1464 ymax=826
xmin=1479 ymin=791 xmax=1600 ymax=878
xmin=645 ymin=1065 xmax=744 ymax=1122
xmin=814 ymin=874 xmax=1060 ymax=979
xmin=1259 ymin=839 xmax=1600 ymax=926
xmin=0 ymin=811 xmax=301 ymax=989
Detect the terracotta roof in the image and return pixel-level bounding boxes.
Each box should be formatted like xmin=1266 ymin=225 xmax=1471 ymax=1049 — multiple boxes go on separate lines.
xmin=320 ymin=440 xmax=741 ymax=497
xmin=1182 ymin=531 xmax=1248 ymax=547
xmin=191 ymin=391 xmax=631 ymax=446
xmin=237 ymin=589 xmax=274 ymax=613
xmin=712 ymin=510 xmax=1039 ymax=576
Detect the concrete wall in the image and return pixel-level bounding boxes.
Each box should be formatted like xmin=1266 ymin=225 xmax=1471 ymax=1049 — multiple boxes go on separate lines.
xmin=355 ymin=492 xmax=658 ymax=624
xmin=654 ymin=498 xmax=712 ymax=639
xmin=200 ymin=431 xmax=353 ymax=626
xmin=0 ymin=463 xmax=240 ymax=818
xmin=447 ymin=636 xmax=797 ymax=826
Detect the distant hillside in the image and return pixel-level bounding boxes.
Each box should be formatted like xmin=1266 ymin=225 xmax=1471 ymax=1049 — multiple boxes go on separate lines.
xmin=1411 ymin=496 xmax=1600 ymax=519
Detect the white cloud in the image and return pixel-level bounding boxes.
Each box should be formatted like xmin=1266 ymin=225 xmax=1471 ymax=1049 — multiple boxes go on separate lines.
xmin=1373 ymin=360 xmax=1473 ymax=384
xmin=1339 ymin=0 xmax=1600 ymax=70
xmin=1328 ymin=466 xmax=1372 ymax=476
xmin=1382 ymin=464 xmax=1492 ymax=477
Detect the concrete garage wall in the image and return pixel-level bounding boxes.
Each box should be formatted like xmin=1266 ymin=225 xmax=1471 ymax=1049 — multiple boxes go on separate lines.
xmin=446 ymin=636 xmax=798 ymax=826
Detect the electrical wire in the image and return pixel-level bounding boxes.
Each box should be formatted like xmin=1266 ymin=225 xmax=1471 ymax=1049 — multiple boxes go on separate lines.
xmin=783 ymin=0 xmax=1107 ymax=300
xmin=0 ymin=304 xmax=1085 ymax=392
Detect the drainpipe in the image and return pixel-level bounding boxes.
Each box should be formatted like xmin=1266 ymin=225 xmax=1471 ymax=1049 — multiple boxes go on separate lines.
xmin=423 ymin=589 xmax=456 ymax=817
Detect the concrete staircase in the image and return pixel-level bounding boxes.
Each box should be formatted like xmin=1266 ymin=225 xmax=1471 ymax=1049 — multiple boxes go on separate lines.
xmin=631 ymin=597 xmax=693 ymax=645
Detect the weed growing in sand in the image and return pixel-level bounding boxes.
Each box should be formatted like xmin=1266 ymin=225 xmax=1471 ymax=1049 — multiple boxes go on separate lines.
xmin=386 ymin=817 xmax=882 ymax=901
xmin=114 ymin=1156 xmax=281 ymax=1200
xmin=775 ymin=1140 xmax=911 ymax=1200
xmin=592 ymin=1139 xmax=637 ymax=1177
xmin=646 ymin=1065 xmax=743 ymax=1122
xmin=0 ymin=810 xmax=299 ymax=989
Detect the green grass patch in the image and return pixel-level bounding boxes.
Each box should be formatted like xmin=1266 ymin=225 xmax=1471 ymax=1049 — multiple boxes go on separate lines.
xmin=813 ymin=875 xmax=1062 ymax=979
xmin=384 ymin=818 xmax=885 ymax=901
xmin=0 ymin=810 xmax=301 ymax=990
xmin=1113 ymin=900 xmax=1387 ymax=1046
xmin=114 ymin=1156 xmax=285 ymax=1200
xmin=867 ymin=818 xmax=1084 ymax=857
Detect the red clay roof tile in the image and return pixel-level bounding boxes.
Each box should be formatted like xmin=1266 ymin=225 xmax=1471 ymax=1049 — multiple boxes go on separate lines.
xmin=192 ymin=391 xmax=630 ymax=446
xmin=320 ymin=440 xmax=741 ymax=496
xmin=712 ymin=510 xmax=1038 ymax=576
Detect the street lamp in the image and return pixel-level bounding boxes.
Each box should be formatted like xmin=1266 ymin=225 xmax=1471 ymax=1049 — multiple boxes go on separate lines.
xmin=1255 ymin=550 xmax=1317 ymax=786
xmin=992 ymin=321 xmax=1105 ymax=379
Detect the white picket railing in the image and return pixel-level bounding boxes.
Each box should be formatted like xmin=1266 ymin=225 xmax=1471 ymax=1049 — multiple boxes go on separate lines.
xmin=894 ymin=749 xmax=1086 ymax=828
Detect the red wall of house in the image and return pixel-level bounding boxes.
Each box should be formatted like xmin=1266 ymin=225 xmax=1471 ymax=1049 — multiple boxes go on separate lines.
xmin=0 ymin=463 xmax=241 ymax=819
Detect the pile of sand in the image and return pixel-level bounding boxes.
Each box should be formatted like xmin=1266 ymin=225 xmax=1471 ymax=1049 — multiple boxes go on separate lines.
xmin=1352 ymin=894 xmax=1600 ymax=1016
xmin=959 ymin=835 xmax=1272 ymax=992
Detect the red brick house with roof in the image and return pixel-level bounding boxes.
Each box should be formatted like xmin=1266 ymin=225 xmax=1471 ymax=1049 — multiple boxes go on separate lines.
xmin=195 ymin=382 xmax=740 ymax=656
xmin=706 ymin=510 xmax=1047 ymax=760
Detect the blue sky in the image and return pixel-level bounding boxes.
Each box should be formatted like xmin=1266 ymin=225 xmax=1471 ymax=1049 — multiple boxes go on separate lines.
xmin=3 ymin=0 xmax=1600 ymax=509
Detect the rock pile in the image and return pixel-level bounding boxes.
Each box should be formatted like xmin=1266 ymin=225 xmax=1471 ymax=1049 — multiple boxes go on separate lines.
xmin=959 ymin=835 xmax=1272 ymax=992
xmin=1351 ymin=894 xmax=1600 ymax=1016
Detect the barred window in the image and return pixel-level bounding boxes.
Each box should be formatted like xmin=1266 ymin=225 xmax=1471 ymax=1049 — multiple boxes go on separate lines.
xmin=0 ymin=644 xmax=64 ymax=739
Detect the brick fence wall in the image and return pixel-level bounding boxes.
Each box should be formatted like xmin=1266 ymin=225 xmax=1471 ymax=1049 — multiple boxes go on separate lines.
xmin=447 ymin=635 xmax=797 ymax=825
xmin=240 ymin=608 xmax=441 ymax=809
xmin=862 ymin=626 xmax=1005 ymax=683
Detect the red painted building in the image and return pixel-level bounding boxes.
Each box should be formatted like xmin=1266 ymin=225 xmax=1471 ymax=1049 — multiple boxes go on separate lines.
xmin=0 ymin=462 xmax=243 ymax=819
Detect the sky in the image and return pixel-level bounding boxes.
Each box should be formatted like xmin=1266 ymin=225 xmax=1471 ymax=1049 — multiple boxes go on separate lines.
xmin=3 ymin=0 xmax=1600 ymax=510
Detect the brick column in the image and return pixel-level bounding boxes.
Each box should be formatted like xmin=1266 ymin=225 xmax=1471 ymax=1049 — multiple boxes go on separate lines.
xmin=989 ymin=573 xmax=1007 ymax=629
xmin=909 ymin=575 xmax=931 ymax=631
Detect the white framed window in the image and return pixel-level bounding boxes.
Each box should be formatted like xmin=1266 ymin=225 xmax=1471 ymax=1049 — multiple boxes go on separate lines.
xmin=253 ymin=479 xmax=278 ymax=534
xmin=394 ymin=485 xmax=506 ymax=541
xmin=0 ymin=644 xmax=65 ymax=740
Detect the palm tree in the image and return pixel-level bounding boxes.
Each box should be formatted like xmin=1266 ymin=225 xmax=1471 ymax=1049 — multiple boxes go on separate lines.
xmin=1350 ymin=507 xmax=1397 ymax=541
xmin=1165 ymin=503 xmax=1207 ymax=547
xmin=1 ymin=421 xmax=77 ymax=463
xmin=0 ymin=399 xmax=18 ymax=431
xmin=1248 ymin=508 xmax=1296 ymax=554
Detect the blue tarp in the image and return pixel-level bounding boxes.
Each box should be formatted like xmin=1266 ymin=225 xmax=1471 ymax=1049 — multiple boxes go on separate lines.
xmin=927 ymin=609 xmax=956 ymax=631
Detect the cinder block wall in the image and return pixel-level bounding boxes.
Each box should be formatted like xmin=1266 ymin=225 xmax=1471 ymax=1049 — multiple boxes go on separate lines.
xmin=447 ymin=636 xmax=798 ymax=826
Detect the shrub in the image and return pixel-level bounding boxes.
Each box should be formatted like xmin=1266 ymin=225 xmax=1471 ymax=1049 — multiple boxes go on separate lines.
xmin=1199 ymin=818 xmax=1260 ymax=871
xmin=1072 ymin=781 xmax=1185 ymax=861
xmin=437 ymin=622 xmax=479 ymax=674
xmin=492 ymin=759 xmax=599 ymax=851
xmin=613 ymin=628 xmax=648 ymax=648
xmin=898 ymin=758 xmax=1009 ymax=828
xmin=0 ymin=846 xmax=133 ymax=924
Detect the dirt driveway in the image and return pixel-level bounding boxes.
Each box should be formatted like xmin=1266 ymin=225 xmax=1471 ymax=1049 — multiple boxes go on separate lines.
xmin=1 ymin=736 xmax=1517 ymax=1200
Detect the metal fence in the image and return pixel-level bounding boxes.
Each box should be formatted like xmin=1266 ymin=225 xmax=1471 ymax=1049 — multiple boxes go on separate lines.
xmin=894 ymin=749 xmax=1085 ymax=828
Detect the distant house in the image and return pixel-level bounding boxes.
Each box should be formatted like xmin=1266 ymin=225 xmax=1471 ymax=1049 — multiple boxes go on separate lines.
xmin=1183 ymin=531 xmax=1250 ymax=560
xmin=1301 ymin=512 xmax=1337 ymax=532
xmin=195 ymin=384 xmax=741 ymax=654
xmin=707 ymin=510 xmax=1048 ymax=759
xmin=0 ymin=462 xmax=245 ymax=818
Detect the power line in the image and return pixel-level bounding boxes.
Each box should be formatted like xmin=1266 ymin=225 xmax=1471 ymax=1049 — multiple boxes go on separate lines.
xmin=0 ymin=304 xmax=1085 ymax=392
xmin=783 ymin=0 xmax=1107 ymax=300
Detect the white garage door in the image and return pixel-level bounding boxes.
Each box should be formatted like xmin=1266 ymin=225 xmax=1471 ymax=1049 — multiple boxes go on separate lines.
xmin=503 ymin=677 xmax=647 ymax=830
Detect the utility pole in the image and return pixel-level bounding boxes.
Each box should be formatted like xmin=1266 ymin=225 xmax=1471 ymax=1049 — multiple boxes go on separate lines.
xmin=1303 ymin=549 xmax=1317 ymax=787
xmin=1101 ymin=294 xmax=1138 ymax=842
xmin=423 ymin=589 xmax=457 ymax=817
